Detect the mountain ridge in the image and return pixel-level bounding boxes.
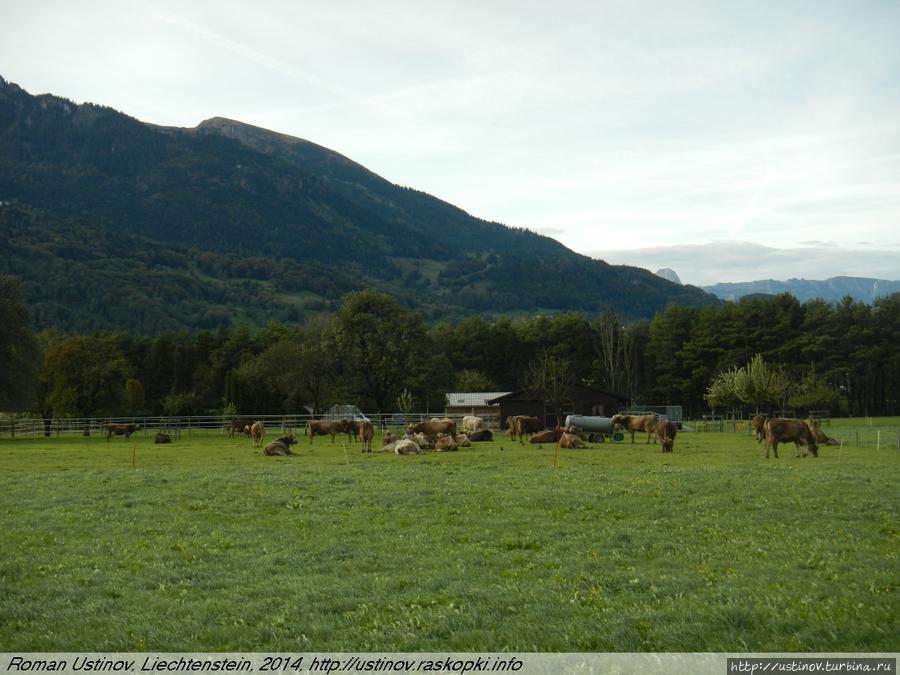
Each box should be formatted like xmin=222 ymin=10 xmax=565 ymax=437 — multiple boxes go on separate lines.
xmin=702 ymin=276 xmax=900 ymax=304
xmin=0 ymin=75 xmax=718 ymax=333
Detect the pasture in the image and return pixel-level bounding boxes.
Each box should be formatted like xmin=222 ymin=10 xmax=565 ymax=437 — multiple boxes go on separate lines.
xmin=1 ymin=422 xmax=898 ymax=652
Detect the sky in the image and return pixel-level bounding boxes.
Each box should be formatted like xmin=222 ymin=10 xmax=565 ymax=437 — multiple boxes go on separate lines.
xmin=2 ymin=0 xmax=899 ymax=286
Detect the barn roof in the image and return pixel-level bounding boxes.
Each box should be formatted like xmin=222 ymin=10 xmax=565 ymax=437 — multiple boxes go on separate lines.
xmin=486 ymin=384 xmax=627 ymax=405
xmin=445 ymin=392 xmax=512 ymax=407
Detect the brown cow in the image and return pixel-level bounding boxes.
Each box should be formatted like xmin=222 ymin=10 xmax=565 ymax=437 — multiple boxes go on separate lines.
xmin=382 ymin=430 xmax=396 ymax=445
xmin=264 ymin=434 xmax=297 ymax=456
xmin=106 ymin=423 xmax=139 ymax=441
xmin=462 ymin=416 xmax=487 ymax=435
xmin=249 ymin=421 xmax=265 ymax=448
xmin=354 ymin=420 xmax=375 ymax=453
xmin=559 ymin=432 xmax=586 ymax=449
xmin=750 ymin=414 xmax=768 ymax=443
xmin=656 ymin=420 xmax=677 ymax=453
xmin=434 ymin=434 xmax=459 ymax=452
xmin=407 ymin=418 xmax=456 ymax=439
xmin=226 ymin=419 xmax=253 ymax=438
xmin=805 ymin=417 xmax=839 ymax=446
xmin=306 ymin=419 xmax=353 ymax=443
xmin=765 ymin=418 xmax=819 ymax=459
xmin=467 ymin=429 xmax=493 ymax=442
xmin=611 ymin=414 xmax=657 ymax=443
xmin=507 ymin=415 xmax=541 ymax=443
xmin=529 ymin=428 xmax=562 ymax=444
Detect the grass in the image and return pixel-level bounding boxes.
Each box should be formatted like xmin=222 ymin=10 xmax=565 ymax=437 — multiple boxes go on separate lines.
xmin=1 ymin=424 xmax=898 ymax=652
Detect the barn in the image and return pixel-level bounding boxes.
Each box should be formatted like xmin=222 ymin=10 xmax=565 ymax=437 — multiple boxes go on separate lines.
xmin=444 ymin=392 xmax=511 ymax=424
xmin=487 ymin=385 xmax=627 ymax=429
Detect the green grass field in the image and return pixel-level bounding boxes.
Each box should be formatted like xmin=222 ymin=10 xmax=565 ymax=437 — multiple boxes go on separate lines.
xmin=1 ymin=423 xmax=898 ymax=652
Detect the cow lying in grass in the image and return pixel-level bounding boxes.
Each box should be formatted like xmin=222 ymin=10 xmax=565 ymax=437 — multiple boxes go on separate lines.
xmin=264 ymin=435 xmax=297 ymax=456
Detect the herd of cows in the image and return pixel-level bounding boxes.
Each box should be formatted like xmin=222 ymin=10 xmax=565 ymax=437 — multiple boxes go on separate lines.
xmin=102 ymin=412 xmax=838 ymax=459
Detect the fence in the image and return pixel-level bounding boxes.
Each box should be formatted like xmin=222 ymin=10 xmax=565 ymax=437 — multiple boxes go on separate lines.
xmin=687 ymin=416 xmax=900 ymax=450
xmin=0 ymin=411 xmax=503 ymax=438
xmin=621 ymin=406 xmax=684 ymax=423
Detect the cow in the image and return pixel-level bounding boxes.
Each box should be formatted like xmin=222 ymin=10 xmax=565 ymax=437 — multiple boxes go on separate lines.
xmin=467 ymin=429 xmax=493 ymax=442
xmin=529 ymin=428 xmax=562 ymax=444
xmin=407 ymin=418 xmax=456 ymax=439
xmin=805 ymin=417 xmax=839 ymax=446
xmin=507 ymin=415 xmax=541 ymax=443
xmin=249 ymin=421 xmax=265 ymax=448
xmin=407 ymin=431 xmax=433 ymax=449
xmin=750 ymin=414 xmax=768 ymax=443
xmin=154 ymin=432 xmax=171 ymax=444
xmin=462 ymin=416 xmax=487 ymax=435
xmin=434 ymin=434 xmax=459 ymax=452
xmin=381 ymin=439 xmax=423 ymax=455
xmin=106 ymin=423 xmax=139 ymax=441
xmin=456 ymin=433 xmax=471 ymax=448
xmin=558 ymin=432 xmax=586 ymax=449
xmin=765 ymin=418 xmax=819 ymax=459
xmin=382 ymin=430 xmax=396 ymax=445
xmin=656 ymin=420 xmax=677 ymax=453
xmin=354 ymin=420 xmax=375 ymax=452
xmin=306 ymin=419 xmax=353 ymax=443
xmin=611 ymin=414 xmax=658 ymax=443
xmin=226 ymin=419 xmax=253 ymax=438
xmin=264 ymin=435 xmax=297 ymax=456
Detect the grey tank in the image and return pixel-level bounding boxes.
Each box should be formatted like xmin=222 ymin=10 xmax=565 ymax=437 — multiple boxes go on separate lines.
xmin=564 ymin=415 xmax=615 ymax=434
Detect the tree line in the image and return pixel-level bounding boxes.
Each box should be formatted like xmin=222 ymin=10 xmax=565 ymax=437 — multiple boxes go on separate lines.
xmin=2 ymin=276 xmax=898 ymax=420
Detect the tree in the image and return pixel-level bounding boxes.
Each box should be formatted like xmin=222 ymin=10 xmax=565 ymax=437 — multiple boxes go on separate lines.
xmin=124 ymin=378 xmax=145 ymax=416
xmin=0 ymin=276 xmax=41 ymax=412
xmin=453 ymin=369 xmax=497 ymax=392
xmin=330 ymin=290 xmax=432 ymax=412
xmin=41 ymin=335 xmax=130 ymax=417
xmin=591 ymin=313 xmax=635 ymax=401
xmin=525 ymin=349 xmax=574 ymax=426
xmin=704 ymin=366 xmax=742 ymax=412
xmin=735 ymin=354 xmax=781 ymax=414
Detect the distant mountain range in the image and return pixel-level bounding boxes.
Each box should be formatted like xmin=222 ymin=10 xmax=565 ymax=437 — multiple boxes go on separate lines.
xmin=0 ymin=75 xmax=718 ymax=334
xmin=701 ymin=277 xmax=900 ymax=304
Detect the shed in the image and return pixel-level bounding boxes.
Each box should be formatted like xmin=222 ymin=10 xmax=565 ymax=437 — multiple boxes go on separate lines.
xmin=487 ymin=384 xmax=627 ymax=429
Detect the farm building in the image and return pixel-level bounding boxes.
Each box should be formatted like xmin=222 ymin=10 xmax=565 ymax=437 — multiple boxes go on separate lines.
xmin=487 ymin=384 xmax=627 ymax=429
xmin=444 ymin=392 xmax=511 ymax=425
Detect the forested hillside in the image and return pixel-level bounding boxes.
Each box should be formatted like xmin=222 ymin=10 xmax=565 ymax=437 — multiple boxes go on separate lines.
xmin=8 ymin=286 xmax=897 ymax=419
xmin=0 ymin=75 xmax=718 ymax=333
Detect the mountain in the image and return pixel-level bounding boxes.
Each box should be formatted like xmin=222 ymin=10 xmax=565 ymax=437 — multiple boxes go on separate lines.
xmin=0 ymin=75 xmax=718 ymax=333
xmin=703 ymin=277 xmax=900 ymax=304
xmin=654 ymin=268 xmax=682 ymax=284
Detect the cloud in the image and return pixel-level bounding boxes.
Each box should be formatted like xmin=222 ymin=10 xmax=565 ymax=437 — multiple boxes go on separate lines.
xmin=592 ymin=242 xmax=900 ymax=287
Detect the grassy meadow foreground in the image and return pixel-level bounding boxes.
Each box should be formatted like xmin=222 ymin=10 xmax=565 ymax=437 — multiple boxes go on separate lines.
xmin=1 ymin=422 xmax=898 ymax=652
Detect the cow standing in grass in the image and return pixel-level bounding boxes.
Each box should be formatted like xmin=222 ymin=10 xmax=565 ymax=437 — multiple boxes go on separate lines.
xmin=106 ymin=423 xmax=139 ymax=441
xmin=750 ymin=415 xmax=768 ymax=443
xmin=407 ymin=418 xmax=456 ymax=440
xmin=249 ymin=421 xmax=265 ymax=448
xmin=306 ymin=419 xmax=353 ymax=443
xmin=507 ymin=415 xmax=541 ymax=443
xmin=611 ymin=414 xmax=657 ymax=443
xmin=656 ymin=420 xmax=677 ymax=453
xmin=765 ymin=418 xmax=818 ymax=458
xmin=354 ymin=420 xmax=375 ymax=453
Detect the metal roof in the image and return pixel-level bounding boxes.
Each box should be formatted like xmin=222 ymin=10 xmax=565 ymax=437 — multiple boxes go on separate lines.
xmin=445 ymin=392 xmax=512 ymax=407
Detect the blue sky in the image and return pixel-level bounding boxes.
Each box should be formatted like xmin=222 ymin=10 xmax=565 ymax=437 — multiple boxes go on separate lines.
xmin=2 ymin=0 xmax=899 ymax=285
